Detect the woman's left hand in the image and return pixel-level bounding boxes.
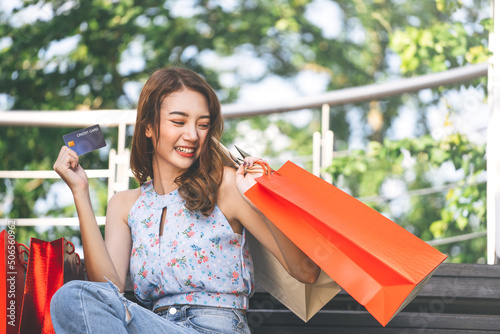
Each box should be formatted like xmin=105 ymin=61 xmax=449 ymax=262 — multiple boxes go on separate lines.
xmin=235 ymin=157 xmax=269 ymax=196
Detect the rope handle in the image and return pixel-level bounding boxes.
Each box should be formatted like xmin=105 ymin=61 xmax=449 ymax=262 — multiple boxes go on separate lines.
xmin=18 ymin=243 xmax=29 ymax=270
xmin=65 ymin=239 xmax=81 ymax=265
xmin=253 ymin=160 xmax=279 ymax=180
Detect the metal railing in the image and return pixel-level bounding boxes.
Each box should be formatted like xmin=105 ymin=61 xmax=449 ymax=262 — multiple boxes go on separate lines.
xmin=0 ymin=62 xmax=494 ymax=253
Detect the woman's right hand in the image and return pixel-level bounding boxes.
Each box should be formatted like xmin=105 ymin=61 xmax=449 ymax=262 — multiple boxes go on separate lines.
xmin=53 ymin=146 xmax=89 ymax=194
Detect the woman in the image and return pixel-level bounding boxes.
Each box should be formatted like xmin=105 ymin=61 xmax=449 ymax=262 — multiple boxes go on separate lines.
xmin=50 ymin=67 xmax=320 ymax=334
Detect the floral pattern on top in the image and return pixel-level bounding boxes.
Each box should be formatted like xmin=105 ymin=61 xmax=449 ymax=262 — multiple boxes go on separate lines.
xmin=128 ymin=180 xmax=254 ymax=310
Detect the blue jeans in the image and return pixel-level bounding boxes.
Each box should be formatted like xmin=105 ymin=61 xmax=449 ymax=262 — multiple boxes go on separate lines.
xmin=50 ymin=280 xmax=251 ymax=334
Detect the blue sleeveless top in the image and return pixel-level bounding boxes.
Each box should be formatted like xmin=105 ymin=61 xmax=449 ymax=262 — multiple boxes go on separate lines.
xmin=128 ymin=180 xmax=254 ymax=311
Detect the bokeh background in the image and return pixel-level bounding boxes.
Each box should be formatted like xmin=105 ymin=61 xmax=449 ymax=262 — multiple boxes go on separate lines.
xmin=0 ymin=0 xmax=492 ymax=263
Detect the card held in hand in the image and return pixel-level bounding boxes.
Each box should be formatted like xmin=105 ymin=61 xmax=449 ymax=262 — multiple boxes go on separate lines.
xmin=62 ymin=124 xmax=106 ymax=155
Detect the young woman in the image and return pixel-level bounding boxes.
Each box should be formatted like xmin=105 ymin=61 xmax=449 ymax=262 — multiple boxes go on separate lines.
xmin=50 ymin=67 xmax=320 ymax=334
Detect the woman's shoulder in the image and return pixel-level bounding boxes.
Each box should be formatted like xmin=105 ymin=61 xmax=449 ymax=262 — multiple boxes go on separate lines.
xmin=112 ymin=187 xmax=142 ymax=201
xmin=217 ymin=166 xmax=238 ymax=205
xmin=217 ymin=166 xmax=245 ymax=227
xmin=108 ymin=188 xmax=142 ymax=213
xmin=105 ymin=187 xmax=142 ymax=227
xmin=221 ymin=165 xmax=238 ymax=189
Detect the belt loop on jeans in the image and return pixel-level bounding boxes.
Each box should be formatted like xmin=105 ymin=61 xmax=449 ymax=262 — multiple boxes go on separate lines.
xmin=232 ymin=309 xmax=246 ymax=329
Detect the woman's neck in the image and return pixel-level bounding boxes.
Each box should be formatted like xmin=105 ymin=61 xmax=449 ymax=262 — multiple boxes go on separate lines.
xmin=151 ymin=178 xmax=178 ymax=195
xmin=151 ymin=158 xmax=183 ymax=195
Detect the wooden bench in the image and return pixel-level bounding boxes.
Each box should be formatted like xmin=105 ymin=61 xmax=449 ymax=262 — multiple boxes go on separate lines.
xmin=121 ymin=263 xmax=500 ymax=333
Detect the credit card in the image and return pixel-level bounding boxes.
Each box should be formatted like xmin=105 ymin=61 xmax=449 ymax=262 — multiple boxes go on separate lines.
xmin=62 ymin=124 xmax=106 ymax=156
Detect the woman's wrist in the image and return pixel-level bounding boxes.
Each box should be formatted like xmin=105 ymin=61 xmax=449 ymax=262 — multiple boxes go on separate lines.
xmin=71 ymin=184 xmax=90 ymax=200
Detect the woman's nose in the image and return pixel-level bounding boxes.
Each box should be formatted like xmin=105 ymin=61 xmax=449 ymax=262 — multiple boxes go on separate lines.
xmin=182 ymin=124 xmax=198 ymax=141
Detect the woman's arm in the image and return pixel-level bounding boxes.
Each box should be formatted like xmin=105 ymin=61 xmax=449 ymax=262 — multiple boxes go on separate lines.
xmin=53 ymin=146 xmax=132 ymax=291
xmin=104 ymin=191 xmax=135 ymax=291
xmin=220 ymin=163 xmax=320 ymax=284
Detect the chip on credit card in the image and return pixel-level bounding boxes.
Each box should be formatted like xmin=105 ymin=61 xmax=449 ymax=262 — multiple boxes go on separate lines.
xmin=62 ymin=124 xmax=106 ymax=156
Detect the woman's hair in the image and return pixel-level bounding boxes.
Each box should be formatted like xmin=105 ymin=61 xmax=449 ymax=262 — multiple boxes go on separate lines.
xmin=130 ymin=67 xmax=225 ymax=216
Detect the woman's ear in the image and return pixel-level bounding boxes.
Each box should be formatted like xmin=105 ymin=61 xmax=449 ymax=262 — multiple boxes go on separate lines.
xmin=145 ymin=124 xmax=153 ymax=139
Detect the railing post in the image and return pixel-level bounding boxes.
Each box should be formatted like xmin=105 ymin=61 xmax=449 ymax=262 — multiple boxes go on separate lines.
xmin=313 ymin=104 xmax=334 ymax=181
xmin=108 ymin=148 xmax=117 ymax=200
xmin=313 ymin=132 xmax=321 ymax=177
xmin=487 ymin=0 xmax=500 ymax=264
xmin=321 ymin=104 xmax=334 ymax=183
xmin=116 ymin=122 xmax=128 ymax=188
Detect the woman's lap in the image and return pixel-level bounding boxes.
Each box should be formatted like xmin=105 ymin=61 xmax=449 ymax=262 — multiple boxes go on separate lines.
xmin=50 ymin=280 xmax=250 ymax=334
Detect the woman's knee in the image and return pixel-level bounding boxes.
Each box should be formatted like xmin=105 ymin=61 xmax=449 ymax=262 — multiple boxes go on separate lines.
xmin=51 ymin=280 xmax=85 ymax=313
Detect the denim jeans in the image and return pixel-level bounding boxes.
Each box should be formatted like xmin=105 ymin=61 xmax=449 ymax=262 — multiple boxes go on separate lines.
xmin=50 ymin=280 xmax=251 ymax=334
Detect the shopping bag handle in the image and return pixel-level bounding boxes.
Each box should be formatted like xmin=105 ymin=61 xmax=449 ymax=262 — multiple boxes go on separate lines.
xmin=18 ymin=243 xmax=30 ymax=270
xmin=65 ymin=240 xmax=81 ymax=265
xmin=213 ymin=137 xmax=277 ymax=179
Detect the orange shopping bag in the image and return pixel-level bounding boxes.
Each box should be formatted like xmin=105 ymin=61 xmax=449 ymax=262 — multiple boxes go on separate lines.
xmin=244 ymin=161 xmax=447 ymax=326
xmin=19 ymin=237 xmax=85 ymax=334
xmin=1 ymin=228 xmax=29 ymax=334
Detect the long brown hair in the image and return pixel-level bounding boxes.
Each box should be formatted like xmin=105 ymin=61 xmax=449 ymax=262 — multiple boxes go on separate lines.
xmin=130 ymin=67 xmax=225 ymax=216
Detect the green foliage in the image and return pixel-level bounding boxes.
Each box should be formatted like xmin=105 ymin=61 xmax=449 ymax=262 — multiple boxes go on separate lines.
xmin=389 ymin=2 xmax=492 ymax=75
xmin=327 ymin=132 xmax=487 ymax=263
xmin=390 ymin=21 xmax=491 ymax=74
xmin=0 ymin=0 xmax=492 ymax=261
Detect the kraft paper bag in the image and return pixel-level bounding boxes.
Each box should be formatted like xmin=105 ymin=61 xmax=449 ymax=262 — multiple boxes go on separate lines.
xmin=245 ymin=161 xmax=447 ymax=326
xmin=247 ymin=232 xmax=340 ymax=322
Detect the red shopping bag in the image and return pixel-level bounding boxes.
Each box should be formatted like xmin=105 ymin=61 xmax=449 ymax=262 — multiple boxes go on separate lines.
xmin=245 ymin=161 xmax=447 ymax=326
xmin=1 ymin=229 xmax=29 ymax=334
xmin=19 ymin=237 xmax=85 ymax=334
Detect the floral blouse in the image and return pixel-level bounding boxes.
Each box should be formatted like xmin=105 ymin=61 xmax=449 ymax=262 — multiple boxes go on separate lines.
xmin=128 ymin=180 xmax=254 ymax=311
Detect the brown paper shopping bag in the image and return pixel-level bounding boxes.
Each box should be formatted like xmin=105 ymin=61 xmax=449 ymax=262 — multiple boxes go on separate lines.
xmin=247 ymin=232 xmax=340 ymax=322
xmin=245 ymin=161 xmax=447 ymax=326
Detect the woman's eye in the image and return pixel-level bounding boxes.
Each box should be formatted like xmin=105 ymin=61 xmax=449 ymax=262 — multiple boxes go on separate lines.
xmin=171 ymin=121 xmax=184 ymax=125
xmin=199 ymin=123 xmax=210 ymax=129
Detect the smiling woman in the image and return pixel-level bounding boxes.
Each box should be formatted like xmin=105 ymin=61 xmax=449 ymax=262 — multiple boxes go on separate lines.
xmin=131 ymin=68 xmax=225 ymax=216
xmin=49 ymin=67 xmax=320 ymax=334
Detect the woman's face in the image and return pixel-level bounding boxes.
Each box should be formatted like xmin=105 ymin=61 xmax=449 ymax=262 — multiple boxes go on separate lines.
xmin=146 ymin=88 xmax=211 ymax=174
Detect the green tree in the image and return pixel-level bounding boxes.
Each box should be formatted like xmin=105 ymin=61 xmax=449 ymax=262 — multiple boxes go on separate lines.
xmin=0 ymin=0 xmax=491 ymax=262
